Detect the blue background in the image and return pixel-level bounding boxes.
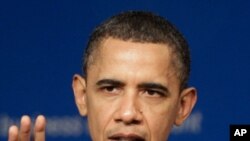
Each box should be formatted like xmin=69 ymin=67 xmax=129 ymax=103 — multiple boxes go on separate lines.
xmin=1 ymin=0 xmax=250 ymax=141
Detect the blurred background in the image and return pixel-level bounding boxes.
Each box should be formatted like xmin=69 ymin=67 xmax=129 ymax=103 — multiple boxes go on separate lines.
xmin=1 ymin=0 xmax=250 ymax=140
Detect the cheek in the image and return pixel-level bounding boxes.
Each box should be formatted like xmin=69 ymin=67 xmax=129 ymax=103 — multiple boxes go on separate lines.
xmin=86 ymin=93 xmax=116 ymax=140
xmin=142 ymin=101 xmax=179 ymax=140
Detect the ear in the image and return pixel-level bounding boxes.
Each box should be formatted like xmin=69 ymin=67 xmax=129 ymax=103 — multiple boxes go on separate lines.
xmin=72 ymin=74 xmax=88 ymax=116
xmin=174 ymin=87 xmax=197 ymax=126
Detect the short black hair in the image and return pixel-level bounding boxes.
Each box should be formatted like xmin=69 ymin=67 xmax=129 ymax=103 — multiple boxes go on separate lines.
xmin=83 ymin=11 xmax=191 ymax=90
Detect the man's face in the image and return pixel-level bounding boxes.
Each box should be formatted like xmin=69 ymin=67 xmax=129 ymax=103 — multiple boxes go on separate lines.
xmin=73 ymin=38 xmax=197 ymax=141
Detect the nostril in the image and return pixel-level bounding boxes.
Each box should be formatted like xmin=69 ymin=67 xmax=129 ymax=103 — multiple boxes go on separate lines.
xmin=124 ymin=120 xmax=141 ymax=125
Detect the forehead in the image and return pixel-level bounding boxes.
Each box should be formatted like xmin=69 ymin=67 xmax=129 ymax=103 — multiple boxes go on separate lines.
xmin=90 ymin=38 xmax=178 ymax=80
xmin=98 ymin=38 xmax=172 ymax=61
xmin=92 ymin=38 xmax=175 ymax=71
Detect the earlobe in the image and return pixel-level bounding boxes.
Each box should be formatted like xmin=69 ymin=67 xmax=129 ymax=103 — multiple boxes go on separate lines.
xmin=174 ymin=87 xmax=197 ymax=126
xmin=72 ymin=74 xmax=88 ymax=116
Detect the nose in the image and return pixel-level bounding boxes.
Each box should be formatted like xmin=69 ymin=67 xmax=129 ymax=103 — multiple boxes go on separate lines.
xmin=114 ymin=90 xmax=143 ymax=124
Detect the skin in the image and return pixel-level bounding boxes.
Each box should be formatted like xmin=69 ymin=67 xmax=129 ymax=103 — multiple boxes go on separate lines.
xmin=73 ymin=38 xmax=197 ymax=141
xmin=8 ymin=38 xmax=197 ymax=141
xmin=8 ymin=115 xmax=46 ymax=141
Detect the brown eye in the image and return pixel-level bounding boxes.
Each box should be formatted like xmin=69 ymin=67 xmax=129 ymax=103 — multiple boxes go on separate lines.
xmin=104 ymin=86 xmax=116 ymax=92
xmin=144 ymin=89 xmax=165 ymax=97
xmin=100 ymin=86 xmax=120 ymax=95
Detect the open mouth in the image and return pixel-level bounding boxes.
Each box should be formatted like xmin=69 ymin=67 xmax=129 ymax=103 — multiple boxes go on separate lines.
xmin=108 ymin=134 xmax=145 ymax=141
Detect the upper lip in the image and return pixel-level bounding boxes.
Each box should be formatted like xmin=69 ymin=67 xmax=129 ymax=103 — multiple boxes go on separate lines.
xmin=108 ymin=133 xmax=145 ymax=141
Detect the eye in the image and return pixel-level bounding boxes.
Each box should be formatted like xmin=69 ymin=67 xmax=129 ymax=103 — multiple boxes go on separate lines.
xmin=144 ymin=89 xmax=165 ymax=97
xmin=104 ymin=86 xmax=116 ymax=92
xmin=100 ymin=86 xmax=120 ymax=94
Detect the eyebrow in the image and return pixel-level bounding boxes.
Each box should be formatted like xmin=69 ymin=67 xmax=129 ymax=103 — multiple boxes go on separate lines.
xmin=96 ymin=79 xmax=125 ymax=87
xmin=96 ymin=79 xmax=169 ymax=94
xmin=138 ymin=82 xmax=169 ymax=94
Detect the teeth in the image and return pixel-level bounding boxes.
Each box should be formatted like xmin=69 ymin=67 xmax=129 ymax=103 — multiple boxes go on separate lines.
xmin=119 ymin=139 xmax=133 ymax=141
xmin=120 ymin=139 xmax=129 ymax=141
